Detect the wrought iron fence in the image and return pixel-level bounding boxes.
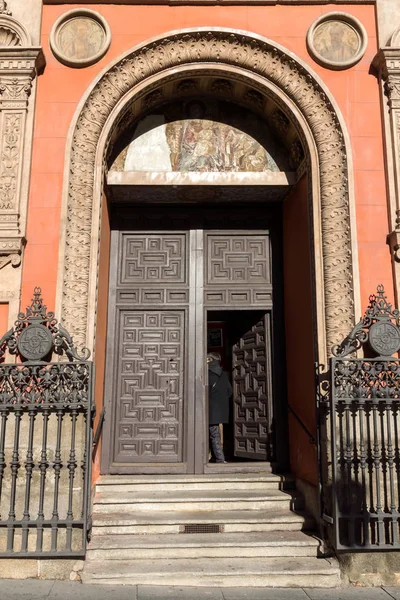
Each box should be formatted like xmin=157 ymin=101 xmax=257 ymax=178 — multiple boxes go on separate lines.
xmin=0 ymin=288 xmax=94 ymax=557
xmin=322 ymin=285 xmax=400 ymax=551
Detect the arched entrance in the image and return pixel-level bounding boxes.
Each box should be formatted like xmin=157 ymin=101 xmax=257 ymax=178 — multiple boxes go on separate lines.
xmin=56 ymin=28 xmax=359 ymax=479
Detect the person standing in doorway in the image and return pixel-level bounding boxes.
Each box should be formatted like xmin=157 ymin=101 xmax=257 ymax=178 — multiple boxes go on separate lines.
xmin=207 ymin=352 xmax=232 ymax=463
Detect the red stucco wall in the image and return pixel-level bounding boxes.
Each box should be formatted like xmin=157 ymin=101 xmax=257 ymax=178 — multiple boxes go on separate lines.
xmin=22 ymin=3 xmax=392 ymax=312
xmin=22 ymin=3 xmax=393 ymax=482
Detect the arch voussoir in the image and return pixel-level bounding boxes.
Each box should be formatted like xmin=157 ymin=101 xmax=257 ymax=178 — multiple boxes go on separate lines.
xmin=61 ymin=28 xmax=355 ymax=355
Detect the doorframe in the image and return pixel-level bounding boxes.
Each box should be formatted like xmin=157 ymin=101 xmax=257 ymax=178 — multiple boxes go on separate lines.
xmin=101 ymin=205 xmax=289 ymax=476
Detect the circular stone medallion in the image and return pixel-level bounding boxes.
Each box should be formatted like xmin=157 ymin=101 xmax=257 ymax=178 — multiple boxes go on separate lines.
xmin=17 ymin=324 xmax=53 ymax=361
xmin=369 ymin=322 xmax=400 ymax=357
xmin=50 ymin=9 xmax=111 ymax=68
xmin=307 ymin=13 xmax=367 ymax=70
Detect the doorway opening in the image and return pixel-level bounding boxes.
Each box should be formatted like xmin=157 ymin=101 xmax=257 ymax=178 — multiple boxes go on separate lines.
xmin=99 ymin=89 xmax=316 ymax=479
xmin=206 ymin=310 xmax=273 ymax=465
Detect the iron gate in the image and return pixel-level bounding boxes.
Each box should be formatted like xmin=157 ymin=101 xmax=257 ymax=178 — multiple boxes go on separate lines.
xmin=321 ymin=285 xmax=400 ymax=550
xmin=0 ymin=288 xmax=94 ymax=557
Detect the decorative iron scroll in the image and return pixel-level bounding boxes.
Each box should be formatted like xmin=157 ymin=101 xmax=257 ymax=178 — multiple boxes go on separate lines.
xmin=332 ymin=284 xmax=400 ymax=359
xmin=0 ymin=288 xmax=94 ymax=557
xmin=324 ymin=285 xmax=400 ymax=551
xmin=0 ymin=287 xmax=90 ymax=363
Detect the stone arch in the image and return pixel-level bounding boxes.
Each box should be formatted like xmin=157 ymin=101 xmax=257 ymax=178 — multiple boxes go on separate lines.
xmin=58 ymin=28 xmax=358 ymax=358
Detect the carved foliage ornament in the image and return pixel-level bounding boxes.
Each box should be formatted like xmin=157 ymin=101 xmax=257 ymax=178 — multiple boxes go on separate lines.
xmin=62 ymin=30 xmax=355 ymax=352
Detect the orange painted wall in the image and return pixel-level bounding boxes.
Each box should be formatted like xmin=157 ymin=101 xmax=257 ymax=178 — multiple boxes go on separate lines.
xmin=283 ymin=176 xmax=318 ymax=485
xmin=21 ymin=3 xmax=393 ymax=482
xmin=22 ymin=3 xmax=393 ymax=314
xmin=0 ymin=304 xmax=8 ymax=339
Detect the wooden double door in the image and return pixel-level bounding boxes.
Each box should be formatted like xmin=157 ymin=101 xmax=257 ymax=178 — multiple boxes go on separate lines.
xmin=102 ymin=208 xmax=283 ymax=474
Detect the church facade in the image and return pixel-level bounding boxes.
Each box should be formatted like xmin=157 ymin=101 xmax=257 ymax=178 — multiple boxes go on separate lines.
xmin=1 ymin=0 xmax=400 ymax=586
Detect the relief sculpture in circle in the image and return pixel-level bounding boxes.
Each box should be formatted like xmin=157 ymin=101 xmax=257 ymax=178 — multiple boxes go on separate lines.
xmin=58 ymin=18 xmax=105 ymax=61
xmin=313 ymin=21 xmax=359 ymax=63
xmin=62 ymin=30 xmax=355 ymax=356
xmin=307 ymin=12 xmax=367 ymax=70
xmin=50 ymin=9 xmax=111 ymax=67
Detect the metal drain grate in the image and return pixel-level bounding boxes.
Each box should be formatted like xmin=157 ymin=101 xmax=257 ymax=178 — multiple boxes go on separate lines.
xmin=180 ymin=524 xmax=223 ymax=534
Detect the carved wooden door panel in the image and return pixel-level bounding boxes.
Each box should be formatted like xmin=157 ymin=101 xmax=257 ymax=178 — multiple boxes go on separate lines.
xmin=114 ymin=310 xmax=184 ymax=463
xmin=204 ymin=232 xmax=272 ymax=307
xmin=232 ymin=314 xmax=273 ymax=460
xmin=104 ymin=231 xmax=191 ymax=473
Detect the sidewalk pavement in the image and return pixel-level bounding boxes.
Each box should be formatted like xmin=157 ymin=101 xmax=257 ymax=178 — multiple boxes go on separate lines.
xmin=1 ymin=582 xmax=400 ymax=600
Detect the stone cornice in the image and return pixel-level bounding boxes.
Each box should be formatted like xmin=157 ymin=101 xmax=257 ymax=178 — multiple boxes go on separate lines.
xmin=44 ymin=0 xmax=375 ymax=4
xmin=0 ymin=47 xmax=45 ymax=74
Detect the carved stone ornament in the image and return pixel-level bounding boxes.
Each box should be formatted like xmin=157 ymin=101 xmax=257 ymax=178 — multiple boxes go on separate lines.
xmin=61 ymin=29 xmax=355 ymax=352
xmin=0 ymin=252 xmax=20 ymax=269
xmin=0 ymin=14 xmax=31 ymax=47
xmin=307 ymin=12 xmax=367 ymax=70
xmin=0 ymin=1 xmax=11 ymax=16
xmin=49 ymin=8 xmax=111 ymax=68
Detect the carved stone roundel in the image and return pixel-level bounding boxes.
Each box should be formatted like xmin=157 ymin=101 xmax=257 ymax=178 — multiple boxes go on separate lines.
xmin=17 ymin=324 xmax=53 ymax=361
xmin=62 ymin=29 xmax=355 ymax=354
xmin=369 ymin=322 xmax=400 ymax=357
xmin=50 ymin=9 xmax=111 ymax=68
xmin=307 ymin=12 xmax=367 ymax=70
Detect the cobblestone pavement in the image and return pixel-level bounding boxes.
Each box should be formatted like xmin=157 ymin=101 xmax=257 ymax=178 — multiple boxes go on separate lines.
xmin=1 ymin=582 xmax=400 ymax=600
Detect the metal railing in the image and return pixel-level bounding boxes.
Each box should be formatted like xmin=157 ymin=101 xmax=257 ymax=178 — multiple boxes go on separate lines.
xmin=330 ymin=356 xmax=400 ymax=550
xmin=0 ymin=361 xmax=93 ymax=556
xmin=0 ymin=287 xmax=95 ymax=557
xmin=322 ymin=285 xmax=400 ymax=551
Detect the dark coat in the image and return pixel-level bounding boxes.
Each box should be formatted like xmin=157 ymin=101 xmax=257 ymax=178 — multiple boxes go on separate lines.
xmin=208 ymin=365 xmax=232 ymax=425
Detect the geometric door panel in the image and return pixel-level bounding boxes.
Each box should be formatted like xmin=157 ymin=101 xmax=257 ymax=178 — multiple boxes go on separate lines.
xmin=233 ymin=314 xmax=273 ymax=460
xmin=204 ymin=232 xmax=272 ymax=307
xmin=114 ymin=310 xmax=184 ymax=463
xmin=120 ymin=234 xmax=187 ymax=284
xmin=206 ymin=235 xmax=270 ymax=284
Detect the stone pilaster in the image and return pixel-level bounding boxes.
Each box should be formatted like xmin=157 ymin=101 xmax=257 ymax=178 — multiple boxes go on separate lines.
xmin=374 ymin=42 xmax=400 ymax=305
xmin=0 ymin=49 xmax=43 ymax=262
xmin=0 ymin=1 xmax=44 ymax=327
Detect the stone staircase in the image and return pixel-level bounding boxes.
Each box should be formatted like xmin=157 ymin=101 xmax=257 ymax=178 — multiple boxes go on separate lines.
xmin=82 ymin=472 xmax=340 ymax=587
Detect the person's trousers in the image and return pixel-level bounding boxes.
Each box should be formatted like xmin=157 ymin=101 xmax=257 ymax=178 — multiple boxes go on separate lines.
xmin=209 ymin=424 xmax=225 ymax=463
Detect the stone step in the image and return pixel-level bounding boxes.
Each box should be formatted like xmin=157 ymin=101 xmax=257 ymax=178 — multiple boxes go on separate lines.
xmin=204 ymin=462 xmax=274 ymax=474
xmin=91 ymin=509 xmax=315 ymax=535
xmin=93 ymin=489 xmax=300 ymax=513
xmin=81 ymin=556 xmax=340 ymax=587
xmin=87 ymin=530 xmax=320 ymax=560
xmin=96 ymin=472 xmax=293 ymax=493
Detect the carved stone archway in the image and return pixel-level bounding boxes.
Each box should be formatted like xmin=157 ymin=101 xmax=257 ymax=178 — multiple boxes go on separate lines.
xmin=58 ymin=28 xmax=357 ymax=357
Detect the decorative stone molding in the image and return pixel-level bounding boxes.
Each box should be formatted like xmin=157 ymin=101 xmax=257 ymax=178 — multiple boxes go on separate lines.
xmin=49 ymin=8 xmax=111 ymax=68
xmin=0 ymin=1 xmax=11 ymax=16
xmin=0 ymin=252 xmax=20 ymax=269
xmin=44 ymin=0 xmax=375 ymax=5
xmin=374 ymin=37 xmax=400 ymax=308
xmin=307 ymin=12 xmax=367 ymax=70
xmin=0 ymin=4 xmax=31 ymax=48
xmin=0 ymin=5 xmax=44 ymax=275
xmin=60 ymin=29 xmax=355 ymax=355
